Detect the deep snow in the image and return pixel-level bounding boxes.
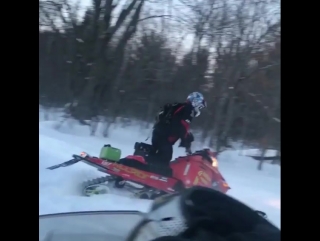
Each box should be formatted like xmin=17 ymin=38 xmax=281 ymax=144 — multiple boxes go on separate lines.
xmin=39 ymin=113 xmax=280 ymax=228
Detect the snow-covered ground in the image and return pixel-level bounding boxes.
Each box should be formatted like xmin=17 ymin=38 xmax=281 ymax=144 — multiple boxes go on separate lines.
xmin=239 ymin=149 xmax=280 ymax=157
xmin=39 ymin=113 xmax=281 ymax=228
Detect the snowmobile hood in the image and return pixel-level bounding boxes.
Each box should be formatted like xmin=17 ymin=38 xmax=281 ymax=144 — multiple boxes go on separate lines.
xmin=39 ymin=211 xmax=144 ymax=241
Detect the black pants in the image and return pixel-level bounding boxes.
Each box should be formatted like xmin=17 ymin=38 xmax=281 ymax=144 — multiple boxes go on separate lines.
xmin=151 ymin=128 xmax=173 ymax=165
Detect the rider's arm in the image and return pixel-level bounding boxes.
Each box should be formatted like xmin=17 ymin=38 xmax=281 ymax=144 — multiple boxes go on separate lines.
xmin=155 ymin=104 xmax=171 ymax=122
xmin=174 ymin=104 xmax=193 ymax=143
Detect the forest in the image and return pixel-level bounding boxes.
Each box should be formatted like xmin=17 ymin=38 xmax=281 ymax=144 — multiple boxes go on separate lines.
xmin=39 ymin=0 xmax=281 ymax=169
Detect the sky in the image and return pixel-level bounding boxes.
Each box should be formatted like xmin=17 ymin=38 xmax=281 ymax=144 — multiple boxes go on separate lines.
xmin=43 ymin=0 xmax=280 ymax=54
xmin=68 ymin=0 xmax=195 ymax=51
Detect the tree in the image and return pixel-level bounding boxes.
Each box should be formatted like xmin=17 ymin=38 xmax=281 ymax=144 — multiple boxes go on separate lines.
xmin=39 ymin=0 xmax=281 ymax=169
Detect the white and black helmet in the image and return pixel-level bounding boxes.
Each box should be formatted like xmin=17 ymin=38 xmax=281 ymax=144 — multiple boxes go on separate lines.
xmin=186 ymin=92 xmax=207 ymax=117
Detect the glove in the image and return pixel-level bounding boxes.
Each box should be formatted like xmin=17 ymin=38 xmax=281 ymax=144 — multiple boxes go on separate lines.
xmin=179 ymin=132 xmax=194 ymax=149
xmin=185 ymin=147 xmax=192 ymax=155
xmin=186 ymin=132 xmax=194 ymax=143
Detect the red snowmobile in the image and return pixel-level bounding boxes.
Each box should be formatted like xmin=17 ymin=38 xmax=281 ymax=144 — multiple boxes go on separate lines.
xmin=47 ymin=142 xmax=230 ymax=199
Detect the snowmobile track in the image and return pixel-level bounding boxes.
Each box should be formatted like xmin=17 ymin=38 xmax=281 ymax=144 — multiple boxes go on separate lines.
xmin=82 ymin=176 xmax=114 ymax=196
xmin=82 ymin=176 xmax=110 ymax=188
xmin=81 ymin=175 xmax=165 ymax=199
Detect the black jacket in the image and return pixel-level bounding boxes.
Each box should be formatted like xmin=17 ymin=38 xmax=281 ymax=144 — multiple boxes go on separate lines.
xmin=154 ymin=102 xmax=194 ymax=146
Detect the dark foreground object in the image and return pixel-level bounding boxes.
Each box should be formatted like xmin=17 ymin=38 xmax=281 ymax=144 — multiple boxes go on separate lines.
xmin=127 ymin=186 xmax=280 ymax=241
xmin=39 ymin=187 xmax=279 ymax=241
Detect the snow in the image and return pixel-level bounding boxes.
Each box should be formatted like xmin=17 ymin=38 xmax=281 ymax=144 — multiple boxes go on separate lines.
xmin=239 ymin=148 xmax=280 ymax=157
xmin=39 ymin=111 xmax=281 ymax=228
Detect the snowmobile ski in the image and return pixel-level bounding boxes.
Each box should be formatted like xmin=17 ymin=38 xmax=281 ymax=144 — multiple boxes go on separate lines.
xmin=46 ymin=159 xmax=80 ymax=170
xmin=46 ymin=152 xmax=88 ymax=170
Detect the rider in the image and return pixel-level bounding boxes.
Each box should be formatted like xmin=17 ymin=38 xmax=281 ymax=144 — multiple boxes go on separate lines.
xmin=151 ymin=92 xmax=207 ymax=165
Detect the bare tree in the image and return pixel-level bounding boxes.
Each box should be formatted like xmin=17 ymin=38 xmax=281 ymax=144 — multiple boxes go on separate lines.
xmin=39 ymin=0 xmax=281 ymax=169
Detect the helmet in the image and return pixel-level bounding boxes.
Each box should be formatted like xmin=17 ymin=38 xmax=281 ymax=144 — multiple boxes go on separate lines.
xmin=186 ymin=92 xmax=207 ymax=117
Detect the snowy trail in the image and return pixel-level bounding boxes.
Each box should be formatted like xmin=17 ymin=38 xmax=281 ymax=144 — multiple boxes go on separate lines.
xmin=39 ymin=124 xmax=151 ymax=215
xmin=39 ymin=119 xmax=280 ymax=228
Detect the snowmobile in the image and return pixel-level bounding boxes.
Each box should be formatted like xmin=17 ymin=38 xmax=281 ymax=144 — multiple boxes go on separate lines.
xmin=47 ymin=142 xmax=230 ymax=199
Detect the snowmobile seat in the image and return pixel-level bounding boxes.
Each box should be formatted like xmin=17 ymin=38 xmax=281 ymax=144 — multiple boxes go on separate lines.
xmin=120 ymin=142 xmax=173 ymax=177
xmin=119 ymin=157 xmax=173 ymax=177
xmin=133 ymin=142 xmax=154 ymax=156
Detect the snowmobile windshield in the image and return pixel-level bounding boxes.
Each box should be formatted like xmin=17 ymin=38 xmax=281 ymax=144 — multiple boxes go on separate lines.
xmin=39 ymin=211 xmax=144 ymax=241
